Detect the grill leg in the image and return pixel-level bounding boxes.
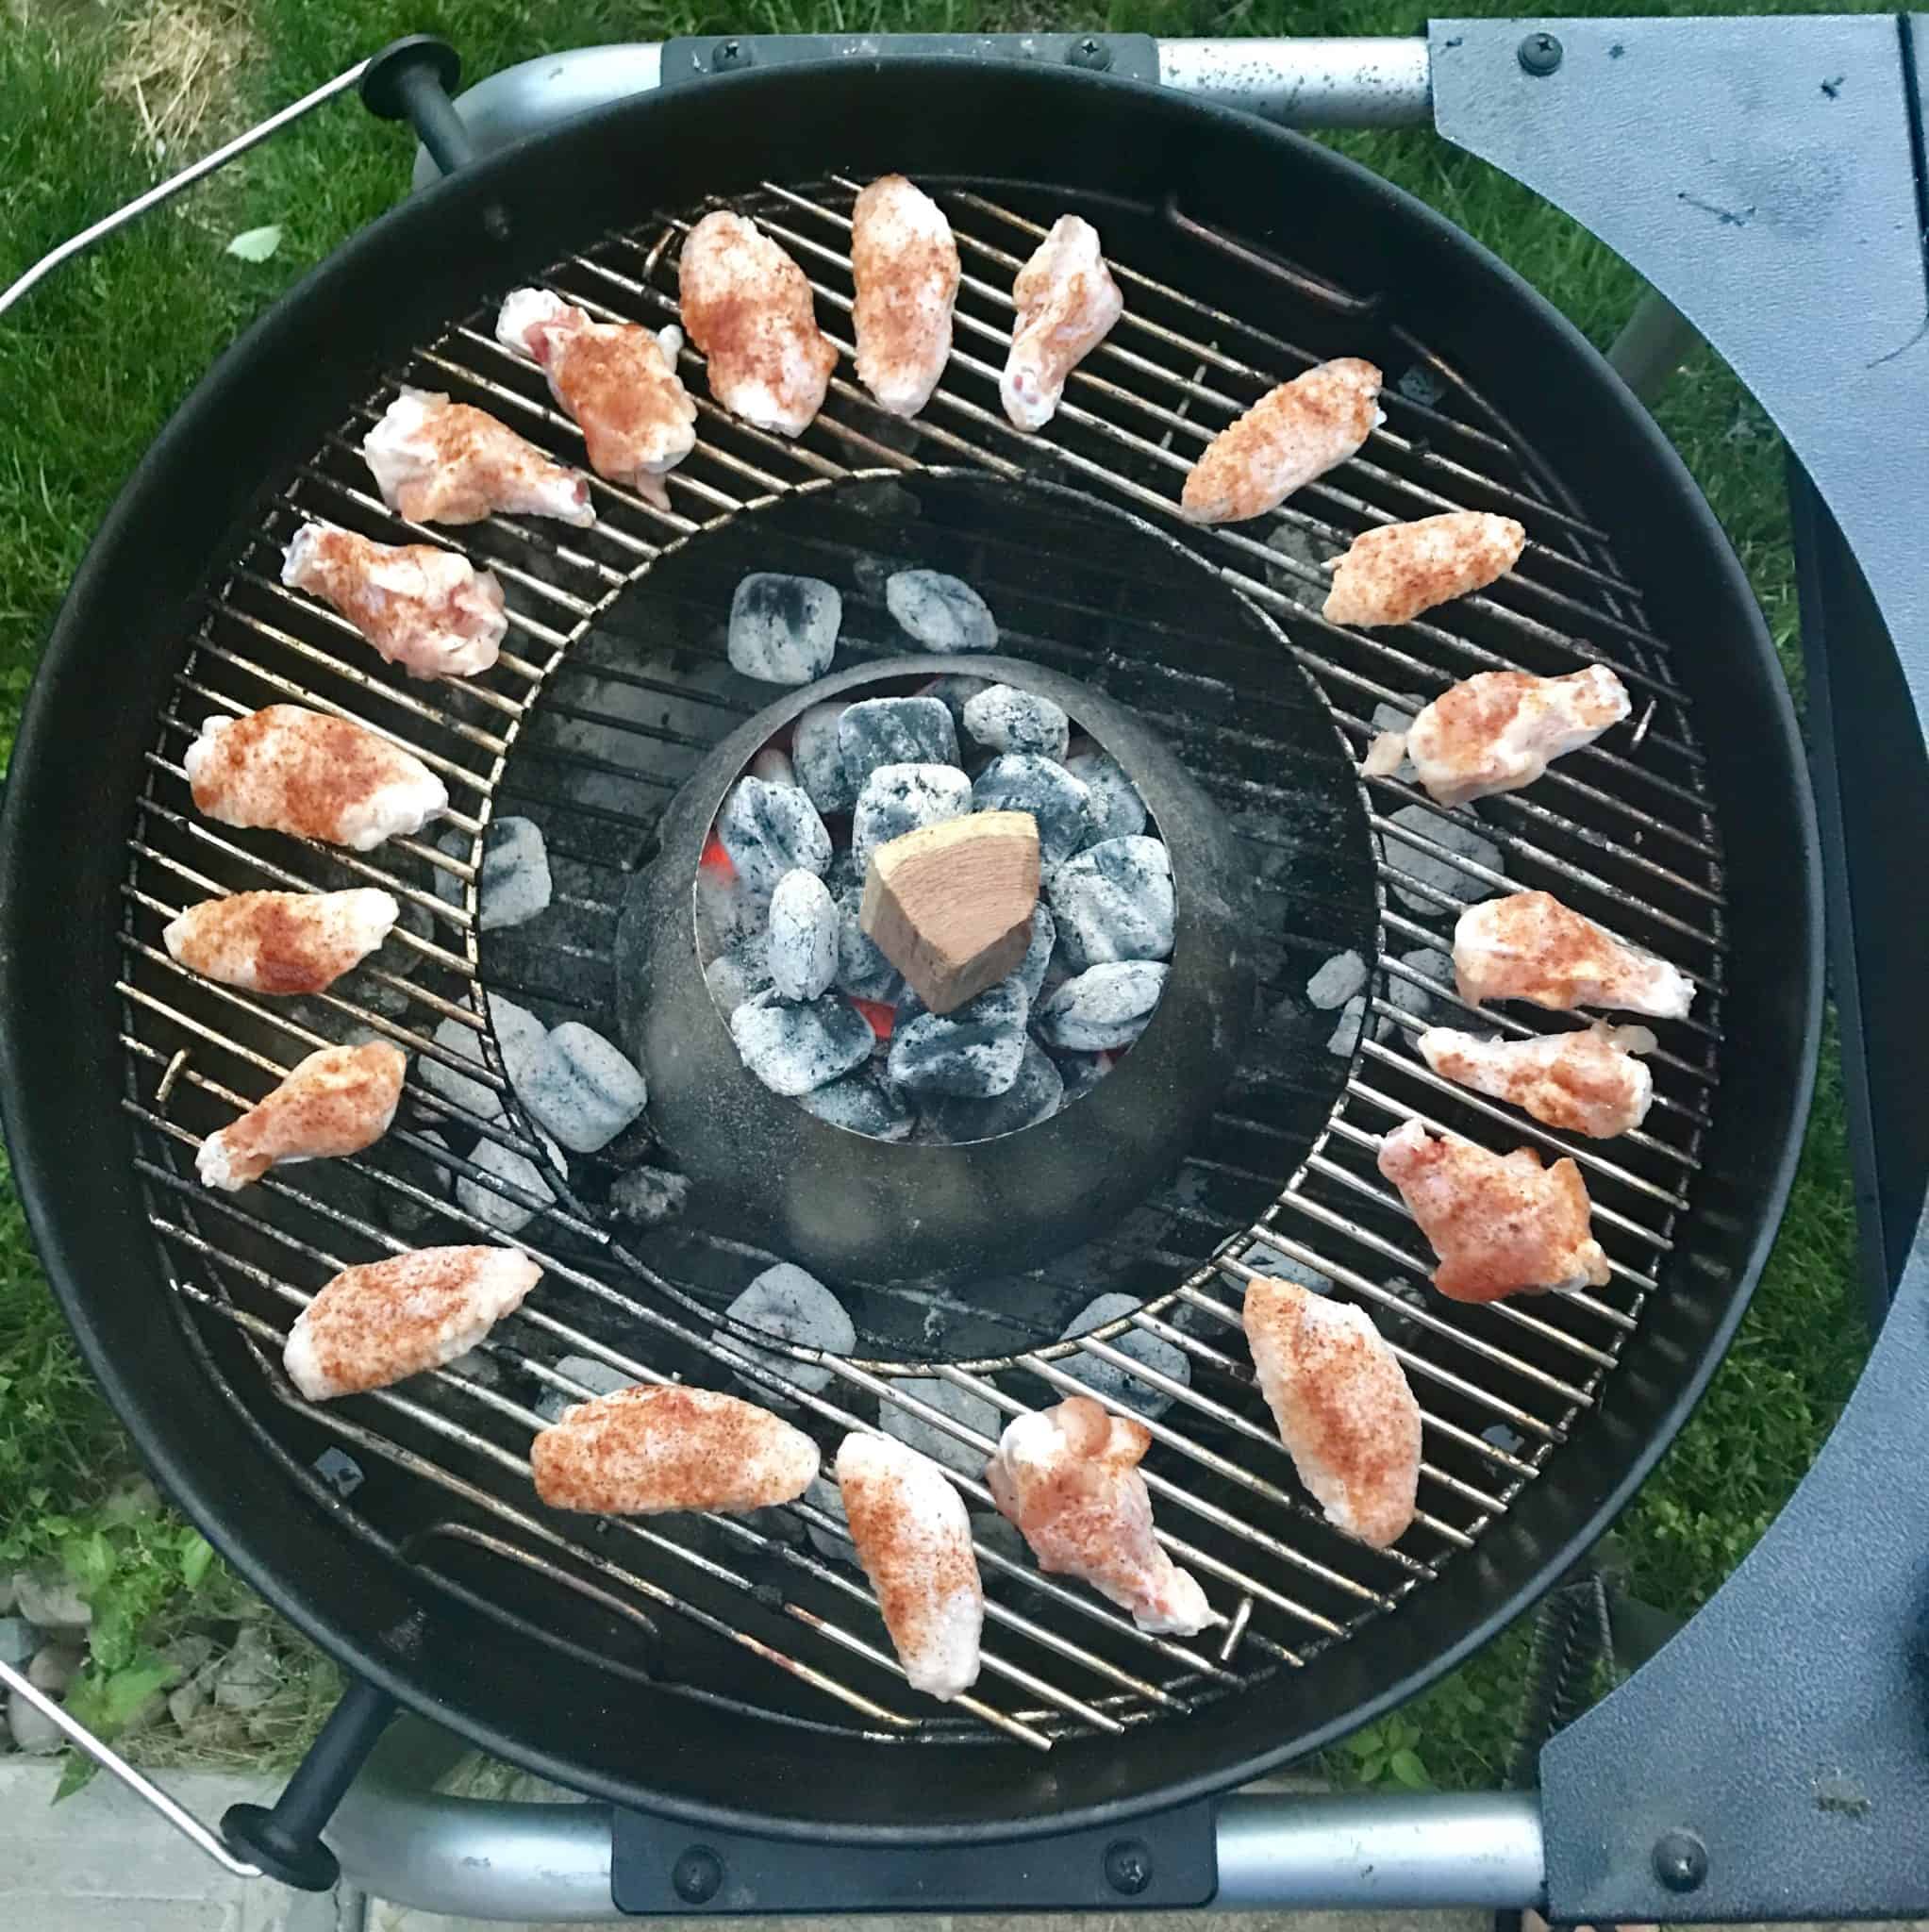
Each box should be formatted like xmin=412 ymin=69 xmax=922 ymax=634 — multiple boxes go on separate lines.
xmin=221 ymin=1676 xmax=396 ymax=1891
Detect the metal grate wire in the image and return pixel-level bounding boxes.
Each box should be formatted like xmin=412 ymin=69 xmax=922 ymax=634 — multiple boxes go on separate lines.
xmin=116 ymin=175 xmax=1721 ymax=1750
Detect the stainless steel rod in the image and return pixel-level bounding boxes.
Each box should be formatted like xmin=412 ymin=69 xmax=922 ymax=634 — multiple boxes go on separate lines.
xmin=1156 ymin=37 xmax=1434 ymax=127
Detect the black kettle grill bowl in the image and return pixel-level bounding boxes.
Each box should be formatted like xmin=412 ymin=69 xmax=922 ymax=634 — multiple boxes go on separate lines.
xmin=618 ymin=642 xmax=1261 ymax=1288
xmin=0 ymin=61 xmax=1817 ymax=1840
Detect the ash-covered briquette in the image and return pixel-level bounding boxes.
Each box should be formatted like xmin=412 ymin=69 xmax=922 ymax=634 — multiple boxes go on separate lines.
xmin=457 ymin=1126 xmax=562 ymax=1234
xmin=1063 ymin=748 xmax=1147 ymax=847
xmin=1326 ymin=993 xmax=1369 ymax=1058
xmin=800 ymin=1063 xmax=914 ymax=1141
xmin=1058 ymin=1290 xmax=1191 ymax=1419
xmin=832 ymin=889 xmax=904 ymax=1003
xmin=517 ymin=1022 xmax=649 ymax=1153
xmin=1047 ymin=835 xmax=1174 ymax=967
xmin=881 ymin=1375 xmax=1003 ymax=1475
xmin=838 ymin=695 xmax=959 ymax=794
xmin=972 ymin=753 xmax=1090 ymax=866
xmin=422 ymin=1014 xmax=504 ymax=1118
xmin=851 ymin=760 xmax=973 ymax=866
xmin=1305 ymin=949 xmax=1369 ymax=1010
xmin=888 ymin=976 xmax=1030 ymax=1097
xmin=727 ymin=573 xmax=842 ymax=685
xmin=488 ymin=994 xmax=548 ymax=1091
xmin=730 ymin=989 xmax=874 ymax=1096
xmin=722 ymin=1262 xmax=856 ymax=1397
xmin=921 ymin=674 xmax=991 ymax=729
xmin=705 ymin=937 xmax=774 ymax=1014
xmin=478 ymin=816 xmax=552 ymax=930
xmin=749 ymin=744 xmax=795 ymax=789
xmin=716 ymin=775 xmax=833 ymax=890
xmin=1014 ymin=903 xmax=1056 ymax=1003
xmin=1382 ymin=801 xmax=1504 ymax=914
xmin=915 ymin=1040 xmax=1062 ymax=1141
xmin=792 ymin=700 xmax=856 ymax=813
xmin=608 ymin=1163 xmax=690 ymax=1226
xmin=885 ymin=569 xmax=999 ymax=652
xmin=1324 ymin=946 xmax=1454 ymax=1058
xmin=962 ymin=683 xmax=1070 ymax=759
xmin=1035 ymin=960 xmax=1167 ymax=1052
xmin=695 ymin=863 xmax=773 ymax=958
xmin=767 ymin=870 xmax=839 ymax=1002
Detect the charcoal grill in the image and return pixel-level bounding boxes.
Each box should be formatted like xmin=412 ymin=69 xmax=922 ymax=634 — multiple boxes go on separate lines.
xmin=1 ymin=18 xmax=1925 ymax=1925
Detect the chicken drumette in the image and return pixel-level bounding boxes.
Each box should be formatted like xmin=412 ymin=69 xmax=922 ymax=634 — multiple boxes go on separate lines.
xmin=1000 ymin=215 xmax=1123 ymax=432
xmin=677 ymin=213 xmax=838 ymax=438
xmin=196 ymin=1041 xmax=407 ymax=1192
xmin=1376 ymin=1117 xmax=1610 ymax=1304
xmin=1182 ymin=358 xmax=1383 ymax=525
xmin=850 ymin=175 xmax=960 ymax=419
xmin=361 ymin=389 xmax=592 ymax=527
xmin=987 ymin=1397 xmax=1211 ymax=1636
xmin=1362 ymin=665 xmax=1629 ymax=807
xmin=282 ymin=524 xmax=507 ymax=679
xmin=1453 ymin=891 xmax=1695 ymax=1020
xmin=1323 ymin=510 xmax=1526 ymax=628
xmin=1417 ymin=1023 xmax=1656 ymax=1140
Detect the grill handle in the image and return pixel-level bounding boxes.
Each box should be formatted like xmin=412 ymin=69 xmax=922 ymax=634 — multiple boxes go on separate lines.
xmin=318 ymin=1715 xmax=1549 ymax=1919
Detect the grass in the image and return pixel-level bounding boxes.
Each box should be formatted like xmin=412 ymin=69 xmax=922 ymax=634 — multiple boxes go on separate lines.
xmin=0 ymin=0 xmax=1868 ymax=1790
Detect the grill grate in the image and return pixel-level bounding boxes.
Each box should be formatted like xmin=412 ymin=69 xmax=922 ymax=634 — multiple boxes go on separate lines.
xmin=116 ymin=175 xmax=1721 ymax=1750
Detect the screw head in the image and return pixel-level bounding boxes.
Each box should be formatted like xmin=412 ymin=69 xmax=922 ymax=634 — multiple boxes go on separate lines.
xmin=1068 ymin=36 xmax=1113 ymax=71
xmin=673 ymin=1846 xmax=723 ymax=1904
xmin=712 ymin=38 xmax=751 ymax=70
xmin=1517 ymin=30 xmax=1564 ymax=75
xmin=1104 ymin=1840 xmax=1153 ymax=1895
xmin=1652 ymin=1829 xmax=1707 ymax=1893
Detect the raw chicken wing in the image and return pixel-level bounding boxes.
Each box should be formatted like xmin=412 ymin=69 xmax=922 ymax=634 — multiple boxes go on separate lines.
xmin=836 ymin=1432 xmax=983 ymax=1701
xmin=282 ymin=524 xmax=506 ymax=679
xmin=1323 ymin=510 xmax=1526 ymax=628
xmin=185 ymin=705 xmax=447 ymax=852
xmin=987 ymin=1397 xmax=1210 ymax=1636
xmin=1001 ymin=215 xmax=1123 ymax=432
xmin=495 ymin=289 xmax=697 ymax=505
xmin=196 ymin=1041 xmax=407 ymax=1192
xmin=1454 ymin=891 xmax=1695 ymax=1019
xmin=851 ymin=175 xmax=959 ymax=418
xmin=677 ymin=213 xmax=838 ymax=437
xmin=285 ymin=1245 xmax=540 ymax=1401
xmin=164 ymin=888 xmax=399 ymax=995
xmin=1242 ymin=1276 xmax=1419 ymax=1548
xmin=361 ymin=389 xmax=592 ymax=527
xmin=531 ymin=1385 xmax=819 ymax=1515
xmin=1363 ymin=665 xmax=1629 ymax=807
xmin=1182 ymin=358 xmax=1384 ymax=525
xmin=1418 ymin=1023 xmax=1656 ymax=1139
xmin=1376 ymin=1116 xmax=1610 ymax=1304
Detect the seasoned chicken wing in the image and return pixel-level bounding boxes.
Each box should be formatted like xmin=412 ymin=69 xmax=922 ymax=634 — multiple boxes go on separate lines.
xmin=1418 ymin=1023 xmax=1656 ymax=1139
xmin=163 ymin=888 xmax=399 ymax=995
xmin=677 ymin=213 xmax=838 ymax=437
xmin=361 ymin=389 xmax=592 ymax=527
xmin=1454 ymin=891 xmax=1695 ymax=1019
xmin=281 ymin=524 xmax=506 ymax=679
xmin=196 ymin=1041 xmax=407 ymax=1192
xmin=185 ymin=705 xmax=447 ymax=852
xmin=837 ymin=1432 xmax=983 ymax=1701
xmin=851 ymin=175 xmax=959 ymax=418
xmin=1323 ymin=510 xmax=1526 ymax=628
xmin=1181 ymin=358 xmax=1384 ymax=525
xmin=285 ymin=1245 xmax=540 ymax=1401
xmin=1376 ymin=1117 xmax=1610 ymax=1304
xmin=1001 ymin=215 xmax=1123 ymax=432
xmin=988 ymin=1397 xmax=1210 ymax=1636
xmin=530 ymin=1385 xmax=819 ymax=1515
xmin=1363 ymin=666 xmax=1630 ymax=807
xmin=1242 ymin=1275 xmax=1420 ymax=1549
xmin=495 ymin=289 xmax=697 ymax=505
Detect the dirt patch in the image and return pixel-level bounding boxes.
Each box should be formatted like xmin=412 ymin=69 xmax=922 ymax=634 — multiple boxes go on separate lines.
xmin=102 ymin=0 xmax=258 ymax=159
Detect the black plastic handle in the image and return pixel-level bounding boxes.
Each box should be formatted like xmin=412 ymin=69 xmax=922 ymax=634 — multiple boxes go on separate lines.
xmin=360 ymin=34 xmax=474 ymax=175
